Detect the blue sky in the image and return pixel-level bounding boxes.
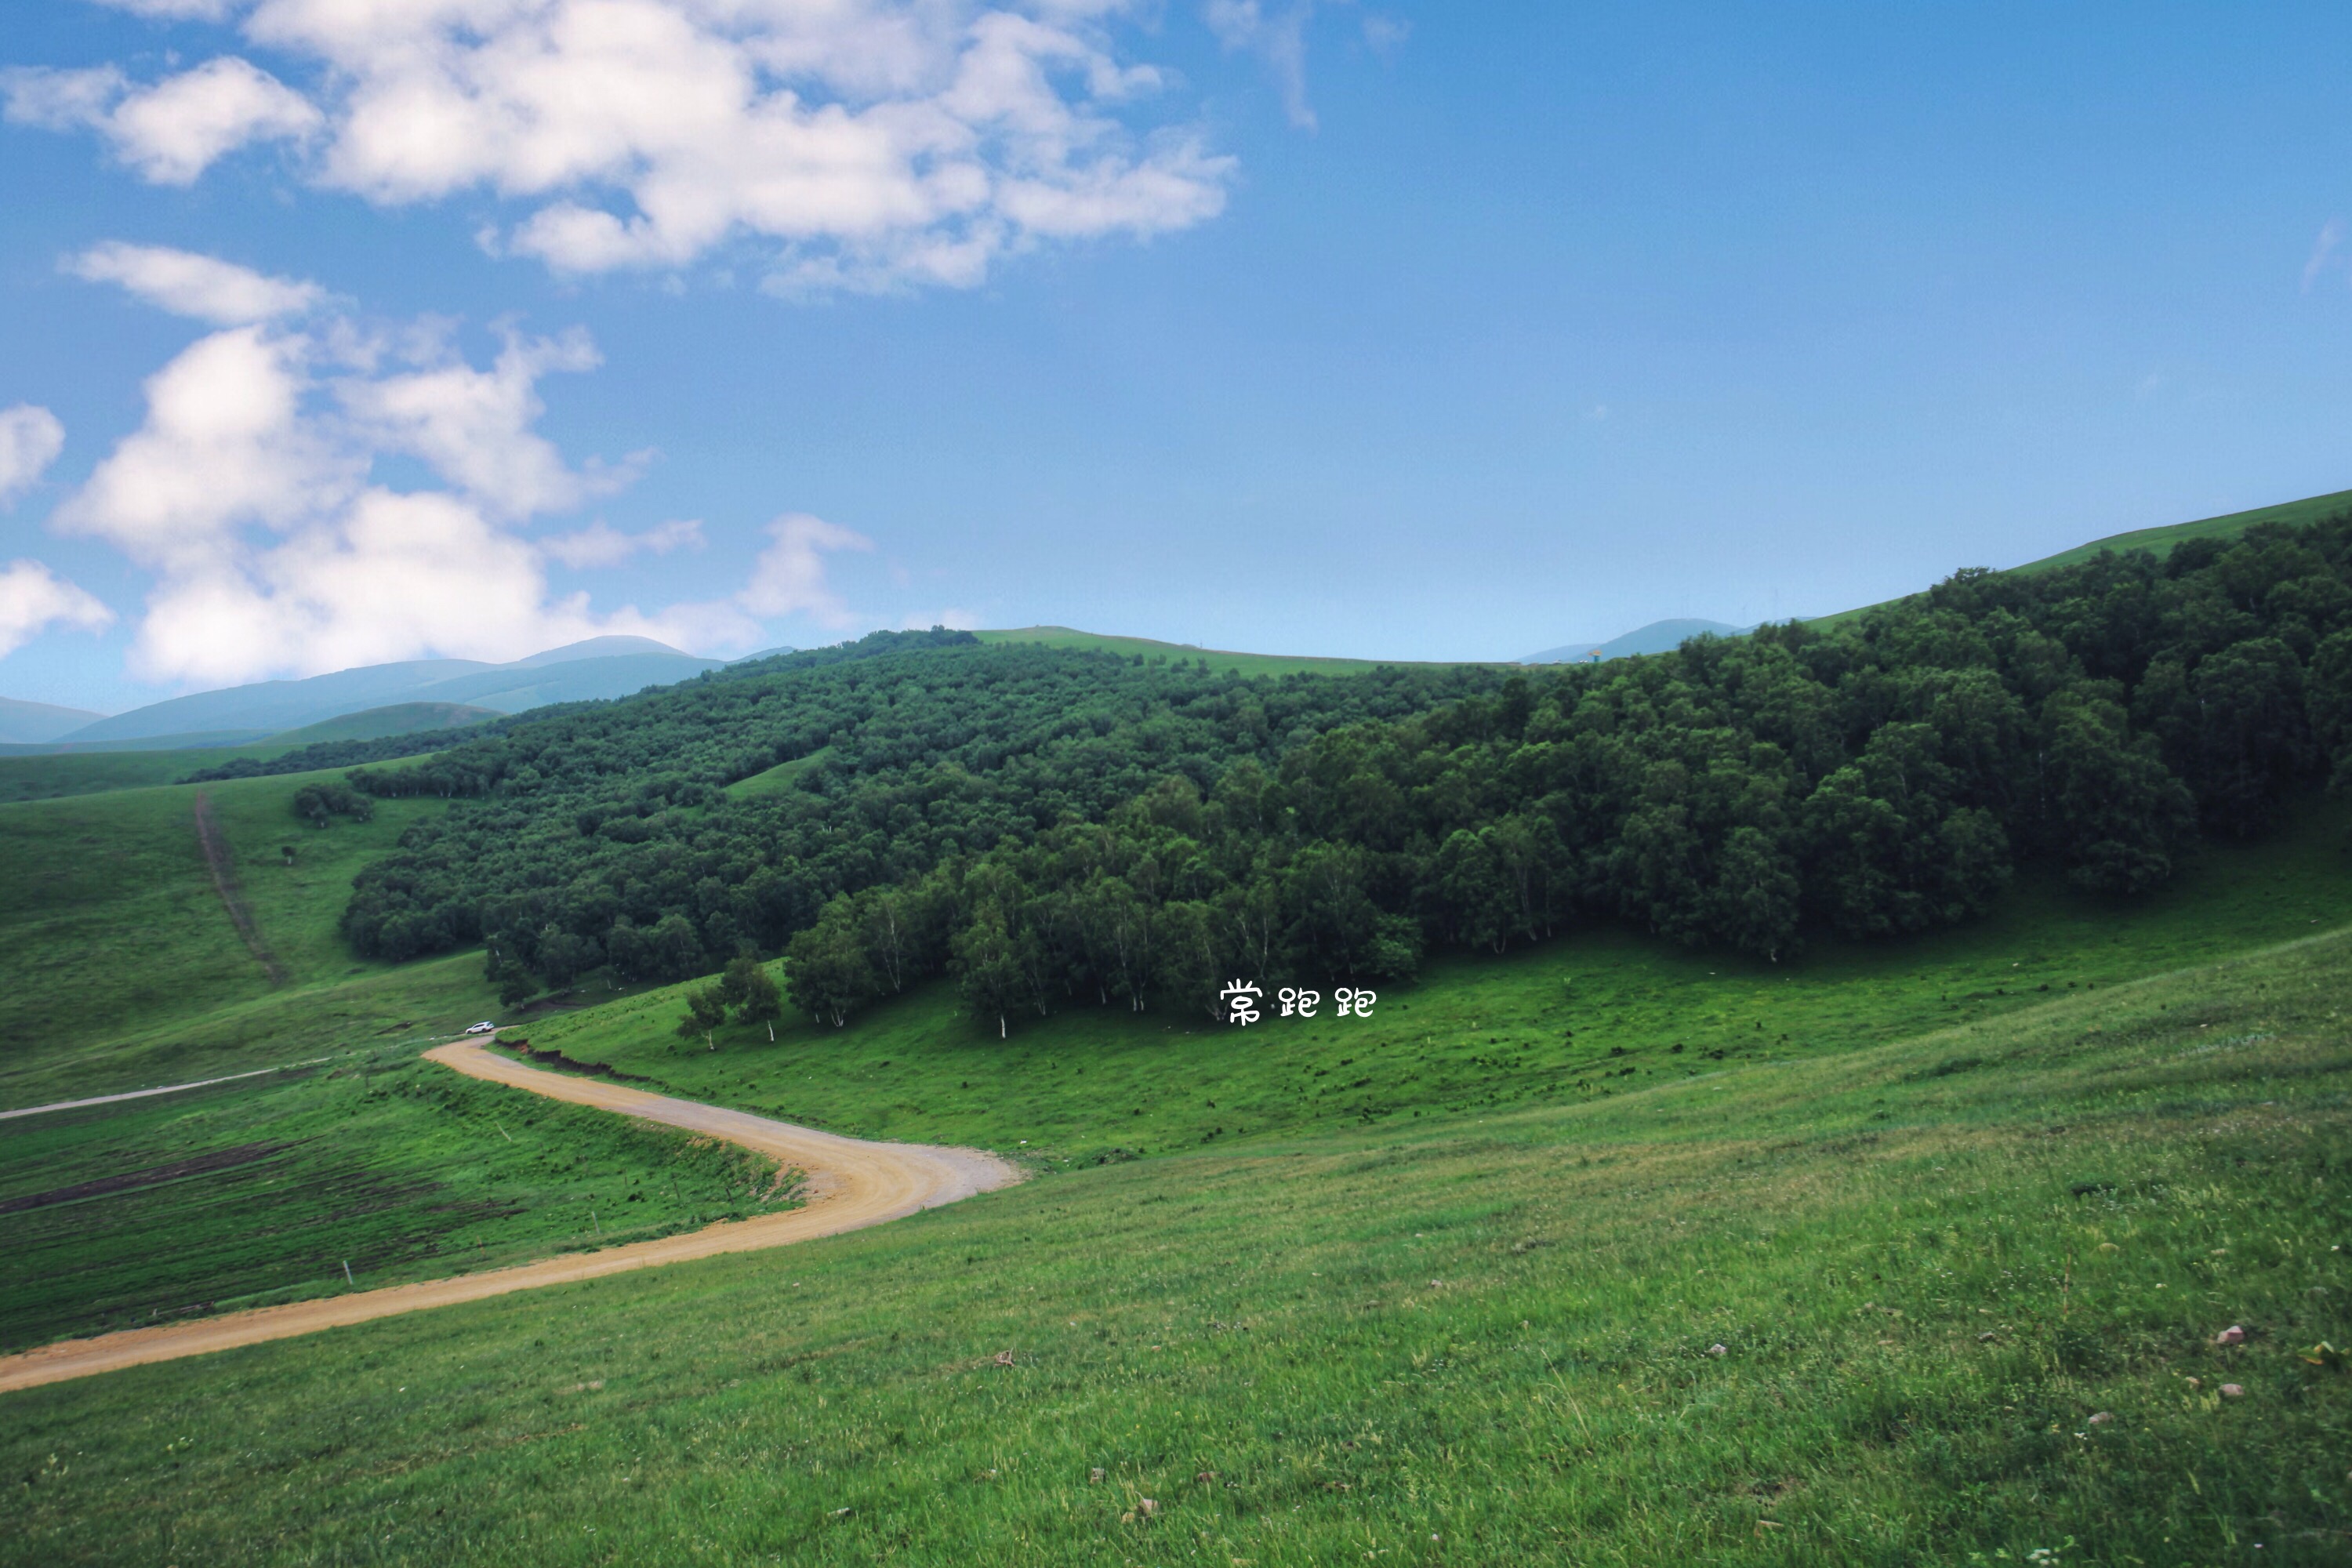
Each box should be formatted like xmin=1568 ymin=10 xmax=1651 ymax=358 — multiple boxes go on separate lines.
xmin=5 ymin=2 xmax=2352 ymax=713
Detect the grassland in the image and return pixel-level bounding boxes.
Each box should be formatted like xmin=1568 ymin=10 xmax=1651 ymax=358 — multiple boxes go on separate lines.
xmin=975 ymin=626 xmax=1483 ymax=678
xmin=725 ymin=746 xmax=834 ymax=800
xmin=0 ymin=742 xmax=300 ymax=804
xmin=2013 ymin=487 xmax=2352 ymax=575
xmin=1808 ymin=486 xmax=2352 ymax=632
xmin=4 ymin=917 xmax=2347 ymax=1565
xmin=267 ymin=702 xmax=502 ymax=746
xmin=0 ymin=768 xmax=500 ymax=1109
xmin=0 ymin=1050 xmax=796 ymax=1354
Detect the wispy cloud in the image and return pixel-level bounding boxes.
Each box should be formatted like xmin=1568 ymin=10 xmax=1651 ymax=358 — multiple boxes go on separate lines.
xmin=2303 ymin=218 xmax=2345 ymax=293
xmin=0 ymin=404 xmax=67 ymax=506
xmin=67 ymin=241 xmax=325 ymax=325
xmin=541 ymin=517 xmax=705 ymax=570
xmin=1206 ymin=0 xmax=1319 ymax=129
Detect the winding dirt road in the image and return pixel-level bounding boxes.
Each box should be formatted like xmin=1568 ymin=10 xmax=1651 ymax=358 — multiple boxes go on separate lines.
xmin=0 ymin=1039 xmax=1022 ymax=1395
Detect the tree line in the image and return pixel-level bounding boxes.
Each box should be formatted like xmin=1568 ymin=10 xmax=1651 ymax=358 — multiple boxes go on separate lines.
xmin=776 ymin=518 xmax=2352 ymax=1034
xmin=330 ymin=519 xmax=2352 ymax=1033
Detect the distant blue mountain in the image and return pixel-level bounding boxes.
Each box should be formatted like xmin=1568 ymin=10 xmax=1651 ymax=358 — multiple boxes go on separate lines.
xmin=0 ymin=695 xmax=111 ymax=744
xmin=56 ymin=636 xmax=745 ymax=747
xmin=1521 ymin=619 xmax=1751 ymax=665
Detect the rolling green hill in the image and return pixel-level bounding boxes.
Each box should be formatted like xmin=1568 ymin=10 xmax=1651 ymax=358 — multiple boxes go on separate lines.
xmin=1809 ymin=485 xmax=2352 ymax=631
xmin=975 ymin=625 xmax=1477 ymax=677
xmin=5 ymin=520 xmax=2352 ymax=1564
xmin=2012 ymin=486 xmax=2352 ymax=575
xmin=0 ymin=743 xmax=295 ymax=805
xmin=0 ymin=768 xmax=499 ymax=1107
xmin=266 ymin=701 xmax=502 ymax=746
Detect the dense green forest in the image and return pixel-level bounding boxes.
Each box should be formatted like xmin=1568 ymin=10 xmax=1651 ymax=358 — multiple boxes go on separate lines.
xmin=335 ymin=630 xmax=1507 ymax=993
xmin=336 ymin=521 xmax=2352 ymax=1033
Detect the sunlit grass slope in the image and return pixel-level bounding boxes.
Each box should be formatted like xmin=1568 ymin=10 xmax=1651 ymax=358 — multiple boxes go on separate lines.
xmin=6 ymin=925 xmax=2347 ymax=1566
xmin=513 ymin=794 xmax=2352 ymax=1163
xmin=975 ymin=626 xmax=1480 ymax=678
xmin=0 ymin=769 xmax=496 ymax=1107
xmin=0 ymin=1049 xmax=793 ymax=1353
xmin=2014 ymin=486 xmax=2352 ymax=575
xmin=1810 ymin=486 xmax=2352 ymax=630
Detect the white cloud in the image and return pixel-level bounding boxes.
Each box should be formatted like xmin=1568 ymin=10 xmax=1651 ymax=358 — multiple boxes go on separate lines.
xmin=13 ymin=2 xmax=1235 ymax=291
xmin=49 ymin=249 xmax=901 ymax=683
xmin=0 ymin=405 xmax=67 ymax=506
xmin=338 ymin=325 xmax=642 ymax=519
xmin=739 ymin=513 xmax=874 ymax=627
xmin=2303 ymin=219 xmax=2345 ymax=294
xmin=542 ymin=517 xmax=704 ymax=569
xmin=0 ymin=560 xmax=114 ymax=659
xmin=1205 ymin=0 xmax=1317 ymax=129
xmin=67 ymin=241 xmax=326 ymax=325
xmin=54 ymin=325 xmax=358 ymax=574
xmin=3 ymin=57 xmax=318 ymax=185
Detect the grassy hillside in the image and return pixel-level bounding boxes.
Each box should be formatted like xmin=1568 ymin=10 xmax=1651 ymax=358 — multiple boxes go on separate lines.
xmin=1809 ymin=485 xmax=2352 ymax=631
xmin=501 ymin=793 xmax=2352 ymax=1161
xmin=0 ymin=1051 xmax=792 ymax=1353
xmin=2013 ymin=486 xmax=2352 ymax=576
xmin=0 ymin=769 xmax=499 ymax=1107
xmin=975 ymin=626 xmax=1476 ymax=678
xmin=0 ymin=742 xmax=295 ymax=804
xmin=5 ymin=917 xmax=2346 ymax=1565
xmin=267 ymin=702 xmax=502 ymax=746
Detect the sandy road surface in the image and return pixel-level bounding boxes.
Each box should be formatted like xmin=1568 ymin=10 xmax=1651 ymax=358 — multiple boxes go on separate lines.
xmin=0 ymin=1039 xmax=1022 ymax=1395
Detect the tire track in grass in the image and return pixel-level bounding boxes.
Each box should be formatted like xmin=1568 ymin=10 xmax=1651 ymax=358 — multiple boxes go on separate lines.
xmin=0 ymin=1038 xmax=1024 ymax=1394
xmin=192 ymin=789 xmax=288 ymax=985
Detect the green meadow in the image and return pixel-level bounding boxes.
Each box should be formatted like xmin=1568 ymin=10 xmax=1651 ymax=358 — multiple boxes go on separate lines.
xmin=4 ymin=920 xmax=2347 ymax=1566
xmin=1 ymin=726 xmax=2348 ymax=1563
xmin=0 ymin=1050 xmax=794 ymax=1354
xmin=0 ymin=768 xmax=501 ymax=1109
xmin=975 ymin=626 xmax=1479 ymax=678
xmin=0 ymin=743 xmax=294 ymax=805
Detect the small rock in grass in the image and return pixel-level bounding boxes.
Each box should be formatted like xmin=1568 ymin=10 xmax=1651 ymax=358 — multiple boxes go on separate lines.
xmin=2216 ymin=1324 xmax=2247 ymax=1346
xmin=1138 ymin=1497 xmax=1159 ymax=1516
xmin=1707 ymin=1344 xmax=1727 ymax=1357
xmin=2220 ymin=1383 xmax=2245 ymax=1398
xmin=1978 ymin=1331 xmax=1998 ymax=1342
xmin=2088 ymin=1411 xmax=2113 ymax=1425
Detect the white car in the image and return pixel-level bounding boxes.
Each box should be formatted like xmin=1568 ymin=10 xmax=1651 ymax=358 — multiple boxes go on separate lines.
xmin=463 ymin=1021 xmax=496 ymax=1035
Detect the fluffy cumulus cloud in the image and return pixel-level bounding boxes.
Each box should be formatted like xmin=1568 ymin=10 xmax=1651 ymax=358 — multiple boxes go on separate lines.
xmin=0 ymin=560 xmax=114 ymax=659
xmin=0 ymin=404 xmax=67 ymax=506
xmin=49 ymin=247 xmax=871 ymax=684
xmin=2 ymin=56 xmax=319 ymax=184
xmin=14 ymin=1 xmax=1236 ymax=292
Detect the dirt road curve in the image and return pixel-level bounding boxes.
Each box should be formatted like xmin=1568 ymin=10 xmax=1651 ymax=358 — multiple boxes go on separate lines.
xmin=0 ymin=1040 xmax=1022 ymax=1396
